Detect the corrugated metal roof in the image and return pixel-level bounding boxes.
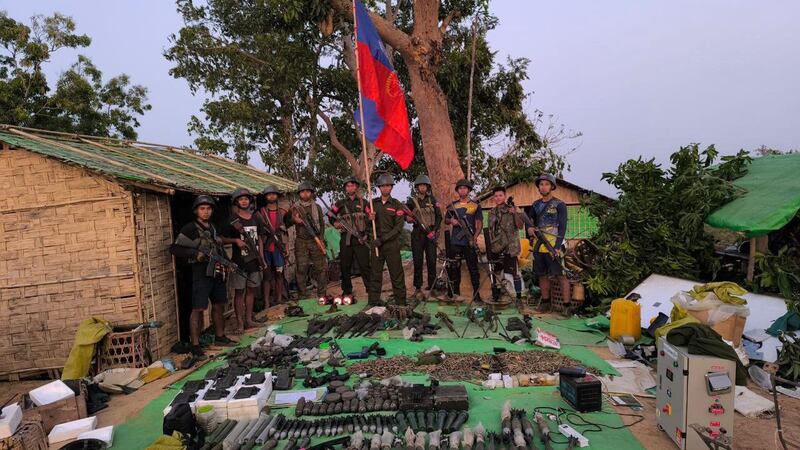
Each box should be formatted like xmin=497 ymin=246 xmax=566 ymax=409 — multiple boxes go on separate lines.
xmin=0 ymin=125 xmax=296 ymax=195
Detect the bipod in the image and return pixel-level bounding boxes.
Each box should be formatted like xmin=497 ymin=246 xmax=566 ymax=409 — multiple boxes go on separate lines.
xmin=432 ymin=255 xmax=458 ymax=300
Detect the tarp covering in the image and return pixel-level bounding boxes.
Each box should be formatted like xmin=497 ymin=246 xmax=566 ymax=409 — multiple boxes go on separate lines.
xmin=707 ymin=153 xmax=800 ymax=236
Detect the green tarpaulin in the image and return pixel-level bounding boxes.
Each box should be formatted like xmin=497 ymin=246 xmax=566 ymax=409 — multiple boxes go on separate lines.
xmin=707 ymin=153 xmax=800 ymax=236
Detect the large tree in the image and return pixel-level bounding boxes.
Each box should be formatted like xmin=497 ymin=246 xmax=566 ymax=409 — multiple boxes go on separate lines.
xmin=0 ymin=13 xmax=150 ymax=138
xmin=167 ymin=0 xmax=561 ymax=195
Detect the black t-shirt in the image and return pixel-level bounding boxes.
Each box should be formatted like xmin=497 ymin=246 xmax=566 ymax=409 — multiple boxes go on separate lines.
xmin=222 ymin=213 xmax=264 ymax=273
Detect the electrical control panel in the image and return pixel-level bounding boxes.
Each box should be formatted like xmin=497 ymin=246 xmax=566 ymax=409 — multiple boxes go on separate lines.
xmin=656 ymin=337 xmax=735 ymax=449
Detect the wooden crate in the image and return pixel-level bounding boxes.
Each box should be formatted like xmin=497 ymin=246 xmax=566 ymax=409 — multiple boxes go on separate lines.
xmin=95 ymin=328 xmax=152 ymax=372
xmin=0 ymin=419 xmax=48 ymax=450
xmin=21 ymin=382 xmax=87 ymax=434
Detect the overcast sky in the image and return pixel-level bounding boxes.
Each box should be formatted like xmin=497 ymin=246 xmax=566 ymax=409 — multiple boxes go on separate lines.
xmin=5 ymin=1 xmax=799 ymax=196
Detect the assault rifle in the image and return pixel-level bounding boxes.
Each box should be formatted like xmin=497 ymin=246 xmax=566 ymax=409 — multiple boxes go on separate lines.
xmin=401 ymin=203 xmax=435 ymax=240
xmin=174 ymin=230 xmax=245 ymax=279
xmin=256 ymin=209 xmax=288 ymax=257
xmin=319 ymin=197 xmax=369 ymax=245
xmin=446 ymin=203 xmax=477 ymax=248
xmin=231 ymin=217 xmax=267 ymax=270
xmin=290 ymin=202 xmax=327 ymax=255
xmin=510 ymin=196 xmax=564 ymax=267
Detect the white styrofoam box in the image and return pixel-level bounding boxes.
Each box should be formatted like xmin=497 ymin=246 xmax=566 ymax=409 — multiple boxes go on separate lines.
xmin=78 ymin=425 xmax=114 ymax=447
xmin=47 ymin=416 xmax=97 ymax=444
xmin=0 ymin=404 xmax=22 ymax=439
xmin=227 ymin=383 xmax=271 ymax=420
xmin=195 ymin=387 xmax=237 ymax=421
xmin=29 ymin=380 xmax=75 ymax=407
xmin=163 ymin=379 xmax=214 ymax=416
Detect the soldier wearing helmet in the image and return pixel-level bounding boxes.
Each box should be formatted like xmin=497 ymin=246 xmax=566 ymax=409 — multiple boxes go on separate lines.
xmin=366 ymin=173 xmax=407 ymax=305
xmin=221 ymin=187 xmax=266 ymax=333
xmin=405 ymin=174 xmax=442 ymax=296
xmin=329 ymin=177 xmax=370 ymax=302
xmin=527 ymin=173 xmax=570 ymax=312
xmin=256 ymin=184 xmax=289 ymax=307
xmin=289 ymin=181 xmax=329 ymax=301
xmin=445 ymin=178 xmax=483 ymax=303
xmin=170 ymin=195 xmax=237 ymax=359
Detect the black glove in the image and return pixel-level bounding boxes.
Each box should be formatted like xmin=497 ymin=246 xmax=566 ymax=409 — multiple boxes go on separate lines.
xmin=371 ymin=238 xmax=383 ymax=249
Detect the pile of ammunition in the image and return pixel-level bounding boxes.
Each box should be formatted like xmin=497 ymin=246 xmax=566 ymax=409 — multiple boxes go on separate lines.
xmin=296 ymin=383 xmax=401 ymax=416
xmin=348 ymin=352 xmax=591 ymax=381
xmin=225 ymin=346 xmax=300 ymax=371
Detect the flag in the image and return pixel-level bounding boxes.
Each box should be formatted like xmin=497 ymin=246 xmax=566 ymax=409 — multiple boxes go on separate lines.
xmin=354 ymin=0 xmax=414 ymax=169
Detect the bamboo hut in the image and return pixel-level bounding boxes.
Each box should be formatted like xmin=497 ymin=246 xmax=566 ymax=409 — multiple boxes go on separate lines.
xmin=0 ymin=125 xmax=295 ymax=379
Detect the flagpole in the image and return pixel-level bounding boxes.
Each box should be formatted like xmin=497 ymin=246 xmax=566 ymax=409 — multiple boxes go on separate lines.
xmin=353 ymin=0 xmax=380 ymax=257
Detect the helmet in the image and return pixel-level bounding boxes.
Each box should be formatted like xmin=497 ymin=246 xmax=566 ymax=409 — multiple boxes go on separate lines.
xmin=261 ymin=184 xmax=280 ymax=195
xmin=375 ymin=173 xmax=395 ymax=186
xmin=414 ymin=174 xmax=432 ymax=187
xmin=297 ymin=181 xmax=315 ymax=193
xmin=343 ymin=177 xmax=360 ymax=188
xmin=535 ymin=173 xmax=557 ymax=190
xmin=192 ymin=195 xmax=216 ymax=210
xmin=231 ymin=187 xmax=255 ymax=203
xmin=455 ymin=178 xmax=473 ymax=191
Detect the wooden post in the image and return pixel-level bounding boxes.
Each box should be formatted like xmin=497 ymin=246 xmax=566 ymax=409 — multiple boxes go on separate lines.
xmin=746 ymin=235 xmax=769 ymax=282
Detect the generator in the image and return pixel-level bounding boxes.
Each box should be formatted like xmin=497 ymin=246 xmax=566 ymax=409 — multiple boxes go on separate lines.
xmin=656 ymin=337 xmax=735 ymax=449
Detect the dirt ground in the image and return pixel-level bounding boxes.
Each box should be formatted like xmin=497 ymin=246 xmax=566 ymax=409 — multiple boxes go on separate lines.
xmin=2 ymin=266 xmax=798 ymax=449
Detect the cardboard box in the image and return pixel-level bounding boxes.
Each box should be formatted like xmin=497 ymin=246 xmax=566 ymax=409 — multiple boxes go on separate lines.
xmin=687 ymin=309 xmax=746 ymax=347
xmin=21 ymin=381 xmax=87 ymax=433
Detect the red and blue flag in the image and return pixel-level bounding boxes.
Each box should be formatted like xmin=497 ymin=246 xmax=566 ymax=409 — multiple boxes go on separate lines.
xmin=354 ymin=0 xmax=414 ymax=169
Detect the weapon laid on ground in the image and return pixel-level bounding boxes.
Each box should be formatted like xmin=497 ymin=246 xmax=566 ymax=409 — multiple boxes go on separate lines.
xmin=435 ymin=312 xmax=457 ymax=334
xmin=291 ymin=202 xmax=327 ymax=255
xmin=445 ymin=203 xmax=477 ymax=248
xmin=319 ymin=197 xmax=369 ymax=245
xmin=256 ymin=209 xmax=288 ymax=257
xmin=506 ymin=316 xmax=533 ymax=342
xmin=231 ymin=217 xmax=268 ymax=270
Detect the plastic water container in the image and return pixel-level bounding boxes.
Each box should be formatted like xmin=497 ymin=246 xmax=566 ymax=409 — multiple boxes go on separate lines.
xmin=609 ymin=298 xmax=641 ymax=341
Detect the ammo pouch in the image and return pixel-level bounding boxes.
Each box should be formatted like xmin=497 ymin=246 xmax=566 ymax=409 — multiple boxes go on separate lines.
xmin=489 ymin=231 xmax=509 ymax=254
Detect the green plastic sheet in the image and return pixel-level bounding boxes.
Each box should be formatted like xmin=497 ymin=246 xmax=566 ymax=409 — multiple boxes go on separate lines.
xmin=707 ymin=153 xmax=800 ymax=236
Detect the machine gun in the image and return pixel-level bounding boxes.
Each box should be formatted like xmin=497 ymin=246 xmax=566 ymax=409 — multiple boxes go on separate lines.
xmin=290 ymin=202 xmax=328 ymax=255
xmin=319 ymin=197 xmax=369 ymax=245
xmin=445 ymin=203 xmax=477 ymax=248
xmin=230 ymin=217 xmax=268 ymax=270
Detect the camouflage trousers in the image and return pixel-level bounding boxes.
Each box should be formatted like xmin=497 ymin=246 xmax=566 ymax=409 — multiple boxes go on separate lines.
xmin=295 ymin=237 xmax=328 ymax=298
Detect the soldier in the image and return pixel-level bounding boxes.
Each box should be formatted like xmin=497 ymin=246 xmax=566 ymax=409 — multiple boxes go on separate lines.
xmin=367 ymin=173 xmax=407 ymax=305
xmin=445 ymin=178 xmax=483 ymax=303
xmin=405 ymin=174 xmax=442 ymax=296
xmin=487 ymin=186 xmax=524 ymax=303
xmin=256 ymin=184 xmax=288 ymax=307
xmin=171 ymin=195 xmax=237 ymax=359
xmin=329 ymin=177 xmax=371 ymax=302
xmin=526 ymin=174 xmax=570 ymax=312
xmin=221 ymin=187 xmax=266 ymax=333
xmin=290 ymin=181 xmax=329 ymax=300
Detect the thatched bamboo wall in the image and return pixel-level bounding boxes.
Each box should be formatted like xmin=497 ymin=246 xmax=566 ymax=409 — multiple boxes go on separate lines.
xmin=478 ymin=182 xmax=584 ymax=209
xmin=133 ymin=191 xmax=178 ymax=359
xmin=0 ymin=150 xmax=140 ymax=375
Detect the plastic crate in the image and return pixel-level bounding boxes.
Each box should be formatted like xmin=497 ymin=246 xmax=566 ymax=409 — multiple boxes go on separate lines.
xmin=0 ymin=419 xmax=48 ymax=450
xmin=96 ymin=329 xmax=151 ymax=372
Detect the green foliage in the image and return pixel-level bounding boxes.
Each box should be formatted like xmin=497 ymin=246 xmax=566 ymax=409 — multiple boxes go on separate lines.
xmin=754 ymin=246 xmax=800 ymax=312
xmin=0 ymin=13 xmax=150 ymax=138
xmin=166 ymin=0 xmax=563 ymax=193
xmin=585 ymin=144 xmax=752 ymax=297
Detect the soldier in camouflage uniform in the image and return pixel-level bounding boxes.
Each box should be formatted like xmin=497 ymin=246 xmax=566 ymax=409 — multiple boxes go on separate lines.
xmin=487 ymin=186 xmax=524 ymax=302
xmin=329 ymin=177 xmax=371 ymax=300
xmin=367 ymin=173 xmax=407 ymax=305
xmin=290 ymin=182 xmax=328 ymax=300
xmin=405 ymin=174 xmax=442 ymax=295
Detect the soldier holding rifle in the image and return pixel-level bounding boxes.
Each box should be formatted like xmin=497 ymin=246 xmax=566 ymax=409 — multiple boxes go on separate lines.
xmin=404 ymin=174 xmax=442 ymax=297
xmin=171 ymin=195 xmax=238 ymax=359
xmin=445 ymin=178 xmax=483 ymax=304
xmin=290 ymin=181 xmax=329 ymax=301
xmin=256 ymin=184 xmax=289 ymax=307
xmin=327 ymin=177 xmax=371 ymax=303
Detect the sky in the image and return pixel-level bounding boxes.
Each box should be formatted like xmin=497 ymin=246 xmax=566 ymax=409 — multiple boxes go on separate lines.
xmin=4 ymin=1 xmax=800 ymax=197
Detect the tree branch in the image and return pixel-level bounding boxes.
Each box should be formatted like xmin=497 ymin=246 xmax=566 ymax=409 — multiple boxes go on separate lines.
xmin=330 ymin=0 xmax=413 ymax=54
xmin=315 ymin=104 xmax=360 ymax=172
xmin=439 ymin=11 xmax=459 ymax=36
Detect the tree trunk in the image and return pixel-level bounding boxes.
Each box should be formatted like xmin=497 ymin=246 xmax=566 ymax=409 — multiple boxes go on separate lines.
xmin=405 ymin=59 xmax=464 ymax=203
